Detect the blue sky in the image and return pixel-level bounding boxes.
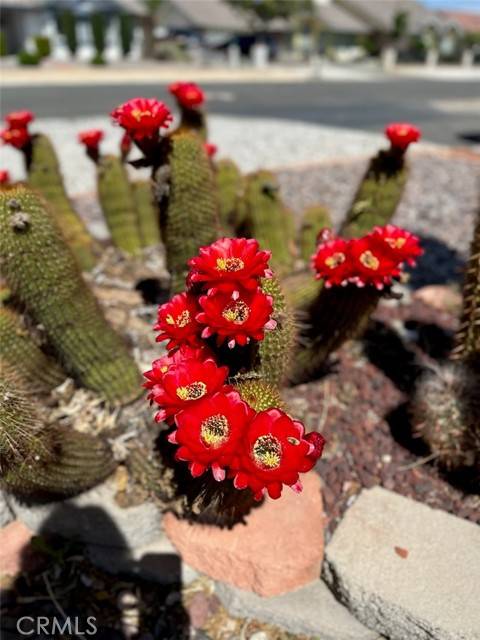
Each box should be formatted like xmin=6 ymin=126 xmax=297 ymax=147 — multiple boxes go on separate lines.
xmin=421 ymin=0 xmax=480 ymax=11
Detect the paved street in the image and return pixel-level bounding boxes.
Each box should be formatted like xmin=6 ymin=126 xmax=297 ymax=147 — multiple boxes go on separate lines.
xmin=1 ymin=78 xmax=479 ymax=146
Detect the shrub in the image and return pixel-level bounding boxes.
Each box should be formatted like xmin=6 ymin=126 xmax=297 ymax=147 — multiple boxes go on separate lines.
xmin=17 ymin=51 xmax=40 ymax=66
xmin=34 ymin=35 xmax=51 ymax=59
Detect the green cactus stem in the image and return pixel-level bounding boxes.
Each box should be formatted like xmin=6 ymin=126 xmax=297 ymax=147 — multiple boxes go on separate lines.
xmin=234 ymin=375 xmax=286 ymax=412
xmin=0 ymin=306 xmax=66 ymax=395
xmin=256 ymin=276 xmax=296 ymax=386
xmin=412 ymin=360 xmax=480 ymax=480
xmin=340 ymin=150 xmax=407 ymax=239
xmin=132 ymin=180 xmax=161 ymax=247
xmin=0 ymin=188 xmax=142 ymax=404
xmin=240 ymin=171 xmax=296 ymax=276
xmin=283 ymin=270 xmax=323 ymax=312
xmin=291 ymin=284 xmax=382 ymax=383
xmin=26 ymin=134 xmax=98 ymax=270
xmin=0 ymin=371 xmax=116 ymax=498
xmin=97 ymin=155 xmax=143 ymax=254
xmin=299 ymin=204 xmax=332 ymax=263
xmin=451 ymin=205 xmax=480 ymax=361
xmin=215 ymin=158 xmax=245 ymax=234
xmin=154 ymin=132 xmax=219 ymax=293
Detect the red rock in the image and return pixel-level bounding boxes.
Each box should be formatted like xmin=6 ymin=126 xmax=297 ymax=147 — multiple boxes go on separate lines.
xmin=164 ymin=472 xmax=325 ymax=597
xmin=413 ymin=285 xmax=461 ymax=313
xmin=0 ymin=520 xmax=35 ymax=577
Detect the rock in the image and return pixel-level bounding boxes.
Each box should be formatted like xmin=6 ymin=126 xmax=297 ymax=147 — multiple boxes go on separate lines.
xmin=6 ymin=479 xmax=163 ymax=549
xmin=0 ymin=521 xmax=35 ymax=577
xmin=87 ymin=535 xmax=198 ymax=586
xmin=164 ymin=472 xmax=325 ymax=597
xmin=323 ymin=487 xmax=480 ymax=640
xmin=0 ymin=491 xmax=14 ymax=528
xmin=413 ymin=285 xmax=462 ymax=314
xmin=215 ymin=580 xmax=380 ymax=640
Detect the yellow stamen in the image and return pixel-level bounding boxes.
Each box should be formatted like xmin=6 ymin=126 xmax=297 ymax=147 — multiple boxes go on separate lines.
xmin=360 ymin=250 xmax=380 ymax=270
xmin=385 ymin=237 xmax=406 ymax=249
xmin=222 ymin=300 xmax=250 ymax=325
xmin=200 ymin=414 xmax=229 ymax=448
xmin=176 ymin=381 xmax=207 ymax=401
xmin=325 ymin=252 xmax=346 ymax=269
xmin=216 ymin=257 xmax=245 ymax=272
xmin=252 ymin=434 xmax=282 ymax=469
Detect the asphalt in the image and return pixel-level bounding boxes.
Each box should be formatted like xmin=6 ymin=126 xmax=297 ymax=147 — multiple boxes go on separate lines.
xmin=1 ymin=78 xmax=479 ymax=146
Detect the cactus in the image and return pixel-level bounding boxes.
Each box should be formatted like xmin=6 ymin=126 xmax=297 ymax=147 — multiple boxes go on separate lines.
xmin=26 ymin=134 xmax=97 ymax=270
xmin=132 ymin=180 xmax=161 ymax=247
xmin=340 ymin=150 xmax=407 ymax=238
xmin=451 ymin=205 xmax=480 ymax=361
xmin=97 ymin=154 xmax=143 ymax=254
xmin=283 ymin=269 xmax=323 ymax=312
xmin=0 ymin=306 xmax=66 ymax=394
xmin=291 ymin=285 xmax=382 ymax=383
xmin=239 ymin=171 xmax=296 ymax=275
xmin=154 ymin=133 xmax=219 ymax=292
xmin=412 ymin=360 xmax=480 ymax=478
xmin=256 ymin=276 xmax=296 ymax=386
xmin=0 ymin=369 xmax=116 ymax=498
xmin=0 ymin=188 xmax=142 ymax=404
xmin=299 ymin=204 xmax=332 ymax=262
xmin=215 ymin=158 xmax=245 ymax=233
xmin=235 ymin=376 xmax=286 ymax=412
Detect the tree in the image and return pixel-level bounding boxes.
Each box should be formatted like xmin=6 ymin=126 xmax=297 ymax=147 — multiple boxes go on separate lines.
xmin=228 ymin=0 xmax=313 ymax=26
xmin=141 ymin=0 xmax=163 ymax=59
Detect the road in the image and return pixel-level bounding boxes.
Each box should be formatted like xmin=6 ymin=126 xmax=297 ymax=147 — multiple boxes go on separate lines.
xmin=1 ymin=78 xmax=479 ymax=146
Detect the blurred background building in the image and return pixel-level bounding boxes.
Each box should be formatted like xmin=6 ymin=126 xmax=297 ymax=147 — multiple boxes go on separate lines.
xmin=0 ymin=0 xmax=479 ymax=67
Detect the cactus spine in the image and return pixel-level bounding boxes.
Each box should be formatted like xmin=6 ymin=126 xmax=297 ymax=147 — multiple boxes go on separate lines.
xmin=132 ymin=180 xmax=161 ymax=247
xmin=0 ymin=306 xmax=66 ymax=394
xmin=340 ymin=150 xmax=407 ymax=238
xmin=215 ymin=159 xmax=245 ymax=234
xmin=27 ymin=134 xmax=97 ymax=270
xmin=299 ymin=204 xmax=332 ymax=262
xmin=0 ymin=370 xmax=116 ymax=498
xmin=154 ymin=133 xmax=219 ymax=292
xmin=235 ymin=376 xmax=286 ymax=412
xmin=0 ymin=188 xmax=142 ymax=404
xmin=240 ymin=171 xmax=296 ymax=275
xmin=97 ymin=155 xmax=143 ymax=254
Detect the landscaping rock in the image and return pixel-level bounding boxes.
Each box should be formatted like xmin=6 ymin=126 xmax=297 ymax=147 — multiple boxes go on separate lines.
xmin=323 ymin=487 xmax=480 ymax=640
xmin=413 ymin=285 xmax=462 ymax=313
xmin=0 ymin=520 xmax=35 ymax=577
xmin=5 ymin=479 xmax=163 ymax=549
xmin=163 ymin=472 xmax=324 ymax=597
xmin=215 ymin=579 xmax=381 ymax=640
xmin=87 ymin=535 xmax=198 ymax=585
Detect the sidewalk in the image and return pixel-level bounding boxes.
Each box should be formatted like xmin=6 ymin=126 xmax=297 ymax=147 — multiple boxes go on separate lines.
xmin=1 ymin=59 xmax=479 ymax=87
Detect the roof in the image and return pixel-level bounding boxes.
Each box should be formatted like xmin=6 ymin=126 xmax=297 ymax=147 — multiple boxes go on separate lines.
xmin=160 ymin=0 xmax=249 ymax=32
xmin=337 ymin=0 xmax=441 ymax=34
xmin=438 ymin=11 xmax=480 ymax=33
xmin=316 ymin=3 xmax=369 ymax=34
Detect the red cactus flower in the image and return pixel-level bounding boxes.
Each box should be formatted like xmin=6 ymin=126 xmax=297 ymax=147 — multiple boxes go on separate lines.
xmin=0 ymin=127 xmax=30 ymax=150
xmin=169 ymin=82 xmax=205 ymax=109
xmin=349 ymin=236 xmax=401 ymax=289
xmin=204 ymin=142 xmax=217 ymax=158
xmin=304 ymin=432 xmax=326 ymax=468
xmin=170 ymin=389 xmax=255 ymax=480
xmin=150 ymin=358 xmax=228 ymax=423
xmin=188 ymin=237 xmax=272 ymax=294
xmin=311 ymin=237 xmax=352 ymax=287
xmin=385 ymin=122 xmax=421 ymax=151
xmin=78 ymin=129 xmax=104 ymax=150
xmin=231 ymin=408 xmax=322 ymax=500
xmin=143 ymin=344 xmax=213 ymax=398
xmin=154 ymin=292 xmax=203 ymax=350
xmin=197 ymin=287 xmax=276 ymax=348
xmin=5 ymin=110 xmax=34 ymax=128
xmin=0 ymin=170 xmax=10 ymax=184
xmin=111 ymin=97 xmax=173 ymax=140
xmin=370 ymin=225 xmax=423 ymax=266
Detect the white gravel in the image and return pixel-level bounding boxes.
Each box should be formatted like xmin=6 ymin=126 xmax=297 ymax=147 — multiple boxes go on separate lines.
xmin=0 ymin=114 xmax=414 ymax=196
